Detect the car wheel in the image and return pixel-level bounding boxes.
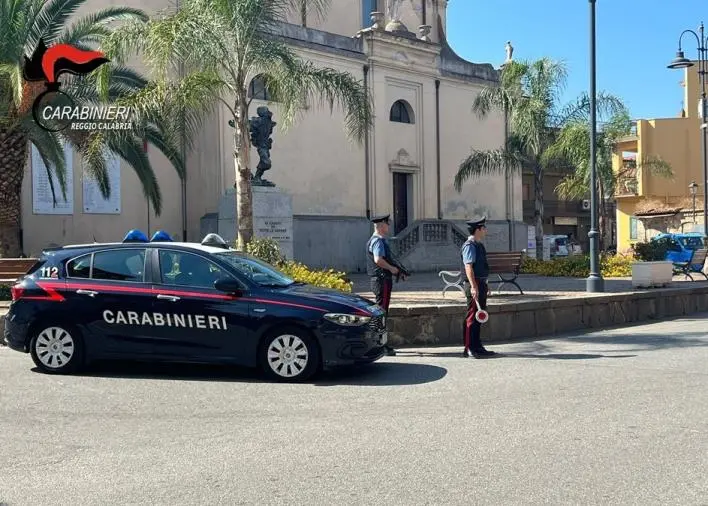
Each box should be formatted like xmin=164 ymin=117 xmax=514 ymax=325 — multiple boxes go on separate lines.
xmin=259 ymin=327 xmax=320 ymax=382
xmin=30 ymin=325 xmax=83 ymax=374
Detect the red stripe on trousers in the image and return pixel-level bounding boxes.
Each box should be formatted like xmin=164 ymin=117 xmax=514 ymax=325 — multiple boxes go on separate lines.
xmin=464 ymin=307 xmax=475 ymax=351
xmin=382 ymin=279 xmax=392 ymax=311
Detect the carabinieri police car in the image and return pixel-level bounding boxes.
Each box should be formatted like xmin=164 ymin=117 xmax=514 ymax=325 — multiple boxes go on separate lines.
xmin=4 ymin=231 xmax=387 ymax=382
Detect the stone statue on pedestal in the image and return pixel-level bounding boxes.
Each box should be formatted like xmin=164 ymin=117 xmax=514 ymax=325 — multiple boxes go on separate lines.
xmin=249 ymin=106 xmax=276 ymax=187
xmin=505 ymin=41 xmax=514 ymax=63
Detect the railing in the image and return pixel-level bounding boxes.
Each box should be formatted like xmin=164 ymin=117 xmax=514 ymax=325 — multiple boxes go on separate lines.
xmin=616 ymin=176 xmax=638 ymax=196
xmin=522 ymin=199 xmax=589 ymax=216
xmin=390 ymin=220 xmax=468 ymax=258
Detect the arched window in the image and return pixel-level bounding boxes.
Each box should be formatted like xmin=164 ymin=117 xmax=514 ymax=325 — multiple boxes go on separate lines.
xmin=248 ymin=75 xmax=276 ymax=101
xmin=390 ymin=100 xmax=414 ymax=124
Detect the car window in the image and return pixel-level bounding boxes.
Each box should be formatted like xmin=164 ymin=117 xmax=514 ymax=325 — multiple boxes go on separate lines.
xmin=159 ymin=250 xmax=224 ymax=289
xmin=92 ymin=249 xmax=146 ymax=282
xmin=215 ymin=252 xmax=294 ymax=287
xmin=66 ymin=254 xmax=91 ymax=279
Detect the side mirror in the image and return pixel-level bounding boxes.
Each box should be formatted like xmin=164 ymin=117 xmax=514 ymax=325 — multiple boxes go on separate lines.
xmin=214 ymin=278 xmax=244 ymax=296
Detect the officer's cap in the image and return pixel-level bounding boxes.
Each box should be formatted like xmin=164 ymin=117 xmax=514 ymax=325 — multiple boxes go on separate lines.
xmin=466 ymin=217 xmax=487 ymax=233
xmin=201 ymin=233 xmax=229 ymax=249
xmin=370 ymin=214 xmax=390 ymax=224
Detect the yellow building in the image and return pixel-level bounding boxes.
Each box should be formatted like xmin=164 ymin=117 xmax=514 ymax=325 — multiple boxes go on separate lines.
xmin=613 ymin=62 xmax=706 ymax=251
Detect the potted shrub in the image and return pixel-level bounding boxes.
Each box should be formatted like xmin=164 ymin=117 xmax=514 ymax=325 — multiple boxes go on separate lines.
xmin=630 ymin=239 xmax=672 ymax=288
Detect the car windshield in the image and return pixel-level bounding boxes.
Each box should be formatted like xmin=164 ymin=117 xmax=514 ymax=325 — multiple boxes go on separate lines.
xmin=215 ymin=252 xmax=295 ymax=287
xmin=679 ymin=237 xmax=704 ymax=250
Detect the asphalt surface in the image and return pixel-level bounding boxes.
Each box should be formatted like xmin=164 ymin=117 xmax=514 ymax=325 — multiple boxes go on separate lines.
xmin=1 ymin=317 xmax=708 ymax=505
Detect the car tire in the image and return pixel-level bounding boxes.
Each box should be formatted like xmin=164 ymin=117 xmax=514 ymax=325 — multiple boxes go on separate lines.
xmin=259 ymin=326 xmax=320 ymax=383
xmin=30 ymin=324 xmax=84 ymax=374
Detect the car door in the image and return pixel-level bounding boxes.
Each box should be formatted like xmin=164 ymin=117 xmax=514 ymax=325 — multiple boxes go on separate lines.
xmin=149 ymin=248 xmax=255 ymax=363
xmin=63 ymin=247 xmax=156 ymax=357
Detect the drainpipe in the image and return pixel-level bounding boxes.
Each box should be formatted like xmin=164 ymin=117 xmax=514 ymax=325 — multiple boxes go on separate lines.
xmin=177 ymin=0 xmax=187 ymax=241
xmin=364 ymin=64 xmax=371 ymax=219
xmin=422 ymin=0 xmax=427 ymax=25
xmin=435 ymin=79 xmax=441 ymax=219
xmin=505 ymin=102 xmax=512 ymax=251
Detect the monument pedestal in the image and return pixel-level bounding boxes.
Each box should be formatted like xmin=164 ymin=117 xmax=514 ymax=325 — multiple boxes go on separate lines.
xmin=217 ymin=186 xmax=293 ymax=259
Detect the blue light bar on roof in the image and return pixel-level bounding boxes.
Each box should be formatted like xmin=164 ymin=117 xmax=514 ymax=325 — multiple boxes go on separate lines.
xmin=123 ymin=229 xmax=149 ymax=243
xmin=150 ymin=230 xmax=173 ymax=242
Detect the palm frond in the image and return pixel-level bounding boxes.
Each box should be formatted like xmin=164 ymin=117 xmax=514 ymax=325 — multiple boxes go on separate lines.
xmin=59 ymin=6 xmax=148 ymax=45
xmin=454 ymin=148 xmax=524 ymax=192
xmin=639 ymin=155 xmax=673 ymax=179
xmin=108 ymin=134 xmax=161 ymax=214
xmin=554 ymin=91 xmax=628 ymax=126
xmin=25 ymin=120 xmax=68 ymax=202
xmin=555 ymin=175 xmax=588 ymax=201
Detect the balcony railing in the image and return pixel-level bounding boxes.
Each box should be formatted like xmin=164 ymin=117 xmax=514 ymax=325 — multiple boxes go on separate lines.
xmin=522 ymin=199 xmax=590 ymax=216
xmin=616 ymin=176 xmax=638 ymax=196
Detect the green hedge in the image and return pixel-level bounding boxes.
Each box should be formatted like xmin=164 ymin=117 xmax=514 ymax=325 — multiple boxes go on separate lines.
xmin=520 ymin=253 xmax=634 ymax=278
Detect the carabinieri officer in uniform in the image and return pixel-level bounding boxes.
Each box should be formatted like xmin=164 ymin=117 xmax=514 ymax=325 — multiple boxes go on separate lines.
xmin=366 ymin=214 xmax=400 ymax=356
xmin=461 ymin=217 xmax=496 ymax=358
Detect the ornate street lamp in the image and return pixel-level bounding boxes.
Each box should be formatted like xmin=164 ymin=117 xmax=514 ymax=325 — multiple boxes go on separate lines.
xmin=689 ymin=181 xmax=699 ymax=224
xmin=668 ymin=23 xmax=708 ymax=240
xmin=587 ymin=0 xmax=603 ymax=292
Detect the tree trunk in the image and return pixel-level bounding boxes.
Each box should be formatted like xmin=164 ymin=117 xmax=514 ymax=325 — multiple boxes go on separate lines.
xmin=301 ymin=0 xmax=307 ymax=27
xmin=0 ymin=127 xmax=28 ymax=257
xmin=533 ymin=165 xmax=544 ymax=259
xmin=233 ymin=95 xmax=253 ymax=250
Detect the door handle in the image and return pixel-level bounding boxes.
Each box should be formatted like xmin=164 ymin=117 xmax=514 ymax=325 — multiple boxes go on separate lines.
xmin=76 ymin=289 xmax=98 ymax=297
xmin=156 ymin=294 xmax=180 ymax=302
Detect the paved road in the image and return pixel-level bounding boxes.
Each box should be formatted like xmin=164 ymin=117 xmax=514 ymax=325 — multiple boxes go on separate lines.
xmin=1 ymin=317 xmax=708 ymax=505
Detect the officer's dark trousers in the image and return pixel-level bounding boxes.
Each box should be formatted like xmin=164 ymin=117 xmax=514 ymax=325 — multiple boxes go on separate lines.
xmin=463 ymin=279 xmax=488 ymax=352
xmin=371 ymin=275 xmax=393 ymax=315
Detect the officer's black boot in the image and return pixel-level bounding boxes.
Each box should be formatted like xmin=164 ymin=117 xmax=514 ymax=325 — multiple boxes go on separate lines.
xmin=385 ymin=345 xmax=396 ymax=356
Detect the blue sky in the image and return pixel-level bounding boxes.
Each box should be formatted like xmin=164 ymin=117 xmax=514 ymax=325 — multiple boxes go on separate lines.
xmin=446 ymin=0 xmax=707 ymax=120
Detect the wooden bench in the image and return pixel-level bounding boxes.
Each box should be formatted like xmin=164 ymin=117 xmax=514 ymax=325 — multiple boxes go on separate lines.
xmin=439 ymin=251 xmax=524 ymax=296
xmin=0 ymin=258 xmax=39 ymax=285
xmin=673 ymin=248 xmax=708 ymax=281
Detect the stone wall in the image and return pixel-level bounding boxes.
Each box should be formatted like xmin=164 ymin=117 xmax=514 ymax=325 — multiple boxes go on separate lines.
xmin=386 ymin=286 xmax=708 ymax=346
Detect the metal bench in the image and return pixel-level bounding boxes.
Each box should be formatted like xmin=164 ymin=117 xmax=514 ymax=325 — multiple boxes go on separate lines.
xmin=0 ymin=258 xmax=39 ymax=286
xmin=439 ymin=251 xmax=524 ymax=296
xmin=673 ymin=248 xmax=708 ymax=281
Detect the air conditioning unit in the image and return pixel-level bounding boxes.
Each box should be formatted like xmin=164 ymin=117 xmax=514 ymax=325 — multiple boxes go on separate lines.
xmin=581 ymin=199 xmax=591 ymax=211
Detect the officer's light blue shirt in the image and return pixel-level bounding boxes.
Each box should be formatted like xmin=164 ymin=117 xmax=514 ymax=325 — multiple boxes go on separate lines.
xmin=462 ymin=240 xmax=476 ymax=265
xmin=369 ymin=235 xmax=386 ymax=258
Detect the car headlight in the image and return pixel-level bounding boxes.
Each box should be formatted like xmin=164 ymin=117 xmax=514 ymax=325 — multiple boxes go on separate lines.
xmin=324 ymin=313 xmax=372 ymax=326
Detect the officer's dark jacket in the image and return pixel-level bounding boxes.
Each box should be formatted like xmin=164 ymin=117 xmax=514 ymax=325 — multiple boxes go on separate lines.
xmin=461 ymin=238 xmax=490 ymax=280
xmin=366 ymin=235 xmax=393 ymax=278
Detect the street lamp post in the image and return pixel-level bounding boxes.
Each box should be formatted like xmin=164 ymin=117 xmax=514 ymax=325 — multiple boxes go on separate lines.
xmin=668 ymin=23 xmax=708 ymax=240
xmin=586 ymin=0 xmax=604 ymax=292
xmin=690 ymin=181 xmax=699 ymax=224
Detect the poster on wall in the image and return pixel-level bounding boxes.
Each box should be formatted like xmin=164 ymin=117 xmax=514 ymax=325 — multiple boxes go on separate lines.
xmin=83 ymin=154 xmax=121 ymax=214
xmin=32 ymin=143 xmax=73 ymax=215
xmin=526 ymin=226 xmax=536 ymax=258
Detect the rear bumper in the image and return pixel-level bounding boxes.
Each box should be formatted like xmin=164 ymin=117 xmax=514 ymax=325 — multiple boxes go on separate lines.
xmin=4 ymin=315 xmax=29 ymax=353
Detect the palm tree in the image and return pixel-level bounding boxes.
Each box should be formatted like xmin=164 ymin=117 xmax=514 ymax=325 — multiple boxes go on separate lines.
xmin=102 ymin=0 xmax=372 ymax=249
xmin=550 ymin=111 xmax=673 ymax=249
xmin=453 ymin=58 xmax=624 ymax=258
xmin=296 ymin=0 xmax=330 ymax=27
xmin=0 ymin=0 xmax=187 ymax=256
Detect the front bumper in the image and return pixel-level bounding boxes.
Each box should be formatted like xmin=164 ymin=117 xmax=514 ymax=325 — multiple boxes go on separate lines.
xmin=318 ymin=315 xmax=388 ymax=368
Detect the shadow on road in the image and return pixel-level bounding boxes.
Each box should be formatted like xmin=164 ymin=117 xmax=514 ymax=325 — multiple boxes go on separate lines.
xmin=397 ymin=350 xmax=636 ymax=360
xmin=314 ymin=362 xmax=447 ymax=387
xmin=49 ymin=360 xmax=447 ymax=386
xmin=46 ymin=361 xmax=264 ymax=382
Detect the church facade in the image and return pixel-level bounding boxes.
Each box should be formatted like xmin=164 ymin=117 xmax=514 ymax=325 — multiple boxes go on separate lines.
xmin=20 ymin=0 xmax=527 ymax=272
